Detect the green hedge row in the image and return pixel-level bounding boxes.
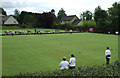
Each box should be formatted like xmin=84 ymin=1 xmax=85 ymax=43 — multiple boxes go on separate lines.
xmin=2 ymin=26 xmax=20 ymax=30
xmin=13 ymin=61 xmax=120 ymax=77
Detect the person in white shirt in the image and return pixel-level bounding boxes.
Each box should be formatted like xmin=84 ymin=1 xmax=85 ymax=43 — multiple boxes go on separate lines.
xmin=22 ymin=30 xmax=24 ymax=34
xmin=105 ymin=47 xmax=111 ymax=64
xmin=19 ymin=30 xmax=21 ymax=34
xmin=59 ymin=57 xmax=69 ymax=70
xmin=12 ymin=30 xmax=14 ymax=36
xmin=69 ymin=54 xmax=76 ymax=69
xmin=70 ymin=29 xmax=72 ymax=34
xmin=26 ymin=30 xmax=28 ymax=34
xmin=40 ymin=30 xmax=42 ymax=35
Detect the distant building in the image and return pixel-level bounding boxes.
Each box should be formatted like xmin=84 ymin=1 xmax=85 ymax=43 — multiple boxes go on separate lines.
xmin=0 ymin=16 xmax=19 ymax=26
xmin=61 ymin=15 xmax=82 ymax=26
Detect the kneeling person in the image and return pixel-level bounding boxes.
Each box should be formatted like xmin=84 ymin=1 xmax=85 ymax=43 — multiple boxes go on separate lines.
xmin=59 ymin=57 xmax=69 ymax=70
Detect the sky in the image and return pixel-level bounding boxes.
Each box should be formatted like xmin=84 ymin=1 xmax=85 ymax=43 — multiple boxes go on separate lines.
xmin=1 ymin=0 xmax=119 ymax=18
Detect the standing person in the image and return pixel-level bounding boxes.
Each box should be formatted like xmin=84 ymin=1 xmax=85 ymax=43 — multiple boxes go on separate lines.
xmin=40 ymin=30 xmax=42 ymax=35
xmin=105 ymin=47 xmax=111 ymax=64
xmin=70 ymin=29 xmax=72 ymax=34
xmin=59 ymin=57 xmax=69 ymax=70
xmin=12 ymin=30 xmax=14 ymax=36
xmin=15 ymin=31 xmax=17 ymax=35
xmin=69 ymin=54 xmax=76 ymax=69
xmin=37 ymin=30 xmax=39 ymax=34
xmin=19 ymin=30 xmax=21 ymax=34
xmin=22 ymin=30 xmax=24 ymax=34
xmin=26 ymin=30 xmax=28 ymax=34
xmin=35 ymin=28 xmax=36 ymax=33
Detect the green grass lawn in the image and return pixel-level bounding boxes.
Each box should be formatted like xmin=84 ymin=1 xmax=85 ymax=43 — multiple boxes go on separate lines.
xmin=2 ymin=33 xmax=118 ymax=76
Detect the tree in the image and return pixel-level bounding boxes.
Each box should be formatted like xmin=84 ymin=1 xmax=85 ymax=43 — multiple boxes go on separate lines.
xmin=51 ymin=9 xmax=55 ymax=14
xmin=57 ymin=8 xmax=67 ymax=22
xmin=22 ymin=15 xmax=37 ymax=27
xmin=19 ymin=10 xmax=56 ymax=28
xmin=39 ymin=12 xmax=56 ymax=28
xmin=0 ymin=7 xmax=7 ymax=15
xmin=80 ymin=10 xmax=92 ymax=20
xmin=19 ymin=11 xmax=27 ymax=25
xmin=81 ymin=20 xmax=96 ymax=31
xmin=94 ymin=6 xmax=108 ymax=33
xmin=14 ymin=9 xmax=20 ymax=16
xmin=108 ymin=2 xmax=120 ymax=33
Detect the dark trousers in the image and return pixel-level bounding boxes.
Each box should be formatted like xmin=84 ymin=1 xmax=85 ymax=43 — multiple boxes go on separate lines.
xmin=106 ymin=56 xmax=110 ymax=64
xmin=69 ymin=66 xmax=75 ymax=70
xmin=12 ymin=33 xmax=14 ymax=36
xmin=70 ymin=32 xmax=72 ymax=34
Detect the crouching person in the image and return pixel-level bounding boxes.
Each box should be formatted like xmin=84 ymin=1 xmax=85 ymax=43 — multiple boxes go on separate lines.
xmin=59 ymin=57 xmax=69 ymax=70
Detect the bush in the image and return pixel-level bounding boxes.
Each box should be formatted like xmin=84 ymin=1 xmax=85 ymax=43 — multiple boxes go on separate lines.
xmin=52 ymin=23 xmax=82 ymax=31
xmin=12 ymin=61 xmax=120 ymax=76
xmin=21 ymin=23 xmax=33 ymax=28
xmin=81 ymin=20 xmax=96 ymax=31
xmin=2 ymin=26 xmax=20 ymax=30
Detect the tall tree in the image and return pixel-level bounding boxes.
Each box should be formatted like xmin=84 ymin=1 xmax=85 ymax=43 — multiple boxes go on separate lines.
xmin=108 ymin=2 xmax=119 ymax=33
xmin=14 ymin=9 xmax=20 ymax=16
xmin=80 ymin=10 xmax=92 ymax=20
xmin=22 ymin=15 xmax=37 ymax=27
xmin=19 ymin=10 xmax=56 ymax=28
xmin=94 ymin=6 xmax=108 ymax=33
xmin=39 ymin=11 xmax=56 ymax=28
xmin=0 ymin=7 xmax=7 ymax=15
xmin=51 ymin=9 xmax=55 ymax=14
xmin=57 ymin=8 xmax=67 ymax=22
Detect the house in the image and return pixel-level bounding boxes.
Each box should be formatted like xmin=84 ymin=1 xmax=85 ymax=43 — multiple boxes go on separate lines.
xmin=0 ymin=16 xmax=19 ymax=26
xmin=61 ymin=15 xmax=82 ymax=26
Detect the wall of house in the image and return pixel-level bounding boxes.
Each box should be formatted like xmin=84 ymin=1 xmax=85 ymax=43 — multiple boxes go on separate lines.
xmin=0 ymin=17 xmax=2 ymax=26
xmin=4 ymin=16 xmax=18 ymax=25
xmin=77 ymin=20 xmax=83 ymax=26
xmin=61 ymin=16 xmax=80 ymax=25
xmin=69 ymin=16 xmax=78 ymax=24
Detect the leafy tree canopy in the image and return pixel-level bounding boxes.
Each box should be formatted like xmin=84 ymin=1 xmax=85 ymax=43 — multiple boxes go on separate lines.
xmin=57 ymin=8 xmax=67 ymax=21
xmin=0 ymin=7 xmax=7 ymax=15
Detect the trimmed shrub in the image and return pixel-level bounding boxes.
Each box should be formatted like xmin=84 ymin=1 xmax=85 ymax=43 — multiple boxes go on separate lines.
xmin=2 ymin=26 xmax=20 ymax=30
xmin=13 ymin=61 xmax=120 ymax=76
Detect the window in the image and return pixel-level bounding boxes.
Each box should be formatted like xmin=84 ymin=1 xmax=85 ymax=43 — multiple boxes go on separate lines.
xmin=14 ymin=21 xmax=16 ymax=24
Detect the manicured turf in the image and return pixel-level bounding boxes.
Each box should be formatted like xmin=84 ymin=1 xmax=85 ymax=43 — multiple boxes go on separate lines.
xmin=2 ymin=33 xmax=118 ymax=76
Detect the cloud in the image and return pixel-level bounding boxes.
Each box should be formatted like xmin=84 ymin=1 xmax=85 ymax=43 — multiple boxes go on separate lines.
xmin=1 ymin=0 xmax=120 ymax=17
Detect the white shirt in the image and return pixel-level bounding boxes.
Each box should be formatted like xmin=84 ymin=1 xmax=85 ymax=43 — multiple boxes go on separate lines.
xmin=116 ymin=31 xmax=119 ymax=34
xmin=26 ymin=31 xmax=28 ymax=33
xmin=105 ymin=50 xmax=111 ymax=57
xmin=12 ymin=31 xmax=14 ymax=33
xmin=40 ymin=31 xmax=42 ymax=33
xmin=70 ymin=30 xmax=72 ymax=32
xmin=69 ymin=57 xmax=76 ymax=67
xmin=59 ymin=61 xmax=69 ymax=70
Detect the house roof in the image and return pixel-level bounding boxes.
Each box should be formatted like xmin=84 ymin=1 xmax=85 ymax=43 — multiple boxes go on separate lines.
xmin=61 ymin=15 xmax=76 ymax=21
xmin=0 ymin=16 xmax=19 ymax=25
xmin=1 ymin=16 xmax=10 ymax=22
xmin=72 ymin=19 xmax=82 ymax=25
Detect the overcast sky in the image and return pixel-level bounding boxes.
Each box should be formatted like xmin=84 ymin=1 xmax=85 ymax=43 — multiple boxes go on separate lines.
xmin=1 ymin=0 xmax=119 ymax=18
